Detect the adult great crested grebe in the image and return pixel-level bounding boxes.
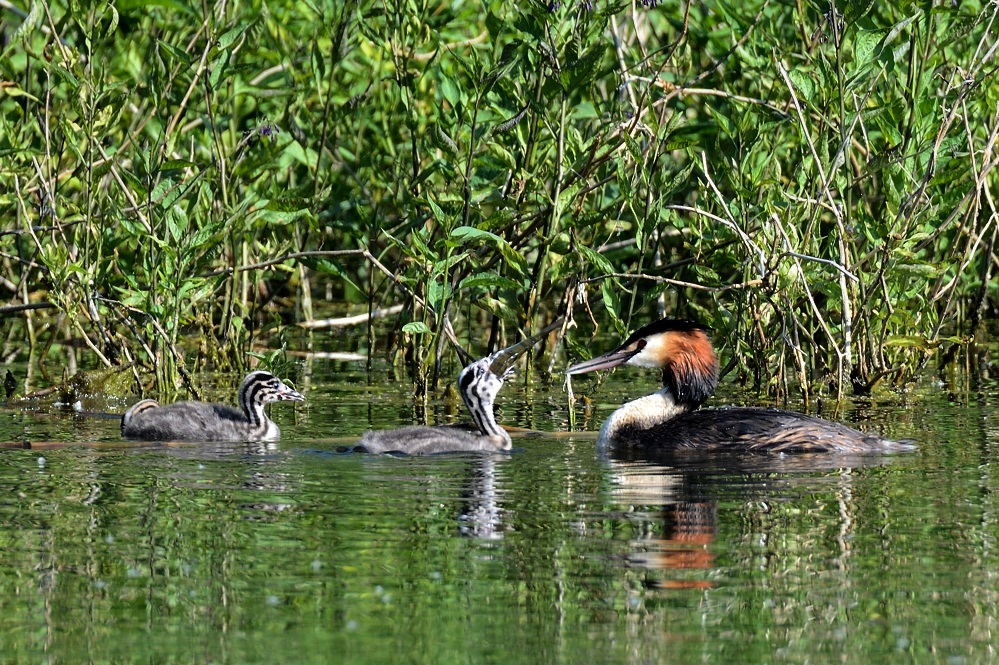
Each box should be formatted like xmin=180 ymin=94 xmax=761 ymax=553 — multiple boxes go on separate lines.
xmin=356 ymin=320 xmax=561 ymax=455
xmin=121 ymin=371 xmax=304 ymax=442
xmin=566 ymin=318 xmax=914 ymax=454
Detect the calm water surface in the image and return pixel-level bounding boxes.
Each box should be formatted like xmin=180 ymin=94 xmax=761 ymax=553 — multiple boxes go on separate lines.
xmin=0 ymin=360 xmax=995 ymax=664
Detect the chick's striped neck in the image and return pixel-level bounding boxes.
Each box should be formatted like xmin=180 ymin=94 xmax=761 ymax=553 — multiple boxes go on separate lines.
xmin=459 ymin=362 xmax=510 ymax=446
xmin=238 ymin=374 xmax=274 ymax=429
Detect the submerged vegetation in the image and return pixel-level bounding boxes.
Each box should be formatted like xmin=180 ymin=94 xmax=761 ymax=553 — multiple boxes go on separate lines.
xmin=2 ymin=0 xmax=998 ymax=398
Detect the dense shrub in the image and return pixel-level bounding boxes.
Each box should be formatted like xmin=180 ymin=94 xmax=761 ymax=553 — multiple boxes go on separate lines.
xmin=2 ymin=0 xmax=996 ymax=396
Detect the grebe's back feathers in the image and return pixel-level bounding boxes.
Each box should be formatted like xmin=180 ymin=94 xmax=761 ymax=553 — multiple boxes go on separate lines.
xmin=122 ymin=402 xmax=262 ymax=441
xmin=355 ymin=425 xmax=508 ymax=455
xmin=610 ymin=406 xmax=914 ymax=454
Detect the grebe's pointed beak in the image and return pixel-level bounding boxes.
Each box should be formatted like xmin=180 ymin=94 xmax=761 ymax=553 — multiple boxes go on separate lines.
xmin=277 ymin=382 xmax=306 ymax=402
xmin=487 ymin=318 xmax=564 ymax=376
xmin=566 ymin=345 xmax=641 ymax=375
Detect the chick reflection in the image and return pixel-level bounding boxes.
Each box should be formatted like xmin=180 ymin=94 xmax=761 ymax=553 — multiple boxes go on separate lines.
xmin=155 ymin=440 xmax=284 ymax=460
xmin=457 ymin=456 xmax=505 ymax=540
xmin=357 ymin=453 xmax=511 ymax=540
xmin=156 ymin=440 xmax=296 ymax=517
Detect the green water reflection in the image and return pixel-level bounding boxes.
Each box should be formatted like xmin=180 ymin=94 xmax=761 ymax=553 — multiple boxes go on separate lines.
xmin=0 ymin=365 xmax=995 ymax=664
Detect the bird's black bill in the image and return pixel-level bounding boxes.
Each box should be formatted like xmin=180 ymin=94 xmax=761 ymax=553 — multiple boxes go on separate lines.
xmin=488 ymin=318 xmax=564 ymax=376
xmin=566 ymin=346 xmax=640 ymax=375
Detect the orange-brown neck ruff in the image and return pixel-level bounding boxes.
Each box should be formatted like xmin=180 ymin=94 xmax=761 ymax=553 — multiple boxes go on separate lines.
xmin=662 ymin=328 xmax=718 ymax=408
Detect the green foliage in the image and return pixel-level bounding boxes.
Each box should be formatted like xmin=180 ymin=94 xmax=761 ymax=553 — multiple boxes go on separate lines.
xmin=2 ymin=0 xmax=997 ymax=396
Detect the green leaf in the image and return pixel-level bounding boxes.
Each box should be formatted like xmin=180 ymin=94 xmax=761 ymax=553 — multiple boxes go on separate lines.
xmin=600 ymin=280 xmax=622 ymax=328
xmin=481 ymin=40 xmax=522 ymax=93
xmin=883 ymin=335 xmax=963 ymax=350
xmin=217 ymin=22 xmax=251 ymax=50
xmin=52 ymin=64 xmax=79 ymax=89
xmin=622 ymin=131 xmax=643 ymax=165
xmin=459 ymin=272 xmax=522 ymax=292
xmin=562 ymin=45 xmax=606 ymax=91
xmin=472 ymin=295 xmax=521 ymax=322
xmin=449 ymin=226 xmax=526 ymax=275
xmin=311 ymin=39 xmax=326 ymax=89
xmin=252 ymin=208 xmax=311 ymax=227
xmin=578 ymin=245 xmax=615 ymax=276
xmin=428 ymin=197 xmax=450 ymax=225
xmin=151 ymin=178 xmax=176 ymax=208
xmin=102 ymin=3 xmax=119 ymax=40
xmin=302 ymin=259 xmax=363 ymax=293
xmin=787 ymin=68 xmax=815 ymax=101
xmin=176 ymin=278 xmax=209 ymax=303
xmin=160 ymin=159 xmax=199 ymax=172
xmin=427 ymin=280 xmax=451 ymax=311
xmin=166 ymin=208 xmax=187 ymax=242
xmin=854 ymin=29 xmax=885 ymax=67
xmin=658 ymin=162 xmax=695 ymax=199
xmin=208 ymin=48 xmax=231 ymax=90
xmin=11 ymin=0 xmax=43 ymax=45
xmin=119 ymin=0 xmax=195 ymax=15
xmin=843 ymin=0 xmax=876 ymax=23
xmin=441 ymin=75 xmax=460 ymax=108
xmin=402 ymin=322 xmax=432 ymax=335
xmin=450 ymin=226 xmax=503 ymax=244
xmin=557 ymin=180 xmax=583 ymax=210
xmin=156 ymin=39 xmax=192 ymax=66
xmin=433 ymin=251 xmax=470 ymax=275
xmin=431 ymin=123 xmax=459 ymax=157
xmin=0 ymin=85 xmax=40 ymax=103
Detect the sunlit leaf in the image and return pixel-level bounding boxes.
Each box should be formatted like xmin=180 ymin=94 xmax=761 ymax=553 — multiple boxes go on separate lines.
xmin=402 ymin=322 xmax=432 ymax=334
xmin=459 ymin=272 xmax=522 ymax=292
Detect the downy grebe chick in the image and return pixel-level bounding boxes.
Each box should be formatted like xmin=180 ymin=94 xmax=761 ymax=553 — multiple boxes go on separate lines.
xmin=566 ymin=318 xmax=913 ymax=454
xmin=121 ymin=371 xmax=304 ymax=442
xmin=357 ymin=320 xmax=561 ymax=455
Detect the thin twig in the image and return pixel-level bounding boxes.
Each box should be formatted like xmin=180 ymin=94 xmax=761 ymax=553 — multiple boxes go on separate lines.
xmin=0 ymin=302 xmax=57 ymax=314
xmin=780 ymin=252 xmax=859 ymax=282
xmin=635 ymin=81 xmax=790 ymax=119
xmin=200 ymin=249 xmax=367 ymax=278
xmin=0 ymin=219 xmax=84 ymax=238
xmin=580 ymin=273 xmax=762 ymax=292
xmin=298 ymin=304 xmax=405 ymax=329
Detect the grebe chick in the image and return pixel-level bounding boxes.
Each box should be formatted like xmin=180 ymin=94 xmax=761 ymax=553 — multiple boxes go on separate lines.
xmin=357 ymin=320 xmax=561 ymax=455
xmin=356 ymin=358 xmax=511 ymax=454
xmin=121 ymin=371 xmax=304 ymax=442
xmin=566 ymin=318 xmax=914 ymax=454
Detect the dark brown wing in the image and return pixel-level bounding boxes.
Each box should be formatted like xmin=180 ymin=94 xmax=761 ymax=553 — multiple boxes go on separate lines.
xmin=611 ymin=407 xmax=912 ymax=454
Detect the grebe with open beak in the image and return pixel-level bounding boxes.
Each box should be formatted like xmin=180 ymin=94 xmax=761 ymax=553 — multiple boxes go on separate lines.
xmin=356 ymin=319 xmax=561 ymax=455
xmin=567 ymin=318 xmax=914 ymax=454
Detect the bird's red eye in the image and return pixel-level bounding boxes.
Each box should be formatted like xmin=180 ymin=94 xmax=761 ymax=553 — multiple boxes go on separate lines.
xmin=635 ymin=339 xmax=647 ymax=350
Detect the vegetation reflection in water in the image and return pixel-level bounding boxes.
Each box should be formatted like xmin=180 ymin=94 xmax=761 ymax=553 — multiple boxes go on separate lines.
xmin=0 ymin=367 xmax=995 ymax=665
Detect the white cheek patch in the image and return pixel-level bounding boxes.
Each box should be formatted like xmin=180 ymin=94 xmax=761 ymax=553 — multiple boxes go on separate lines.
xmin=627 ymin=335 xmax=668 ymax=369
